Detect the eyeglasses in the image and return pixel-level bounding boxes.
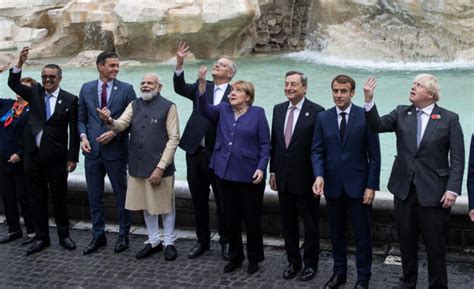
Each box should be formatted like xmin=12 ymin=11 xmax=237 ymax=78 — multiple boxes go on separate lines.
xmin=214 ymin=61 xmax=229 ymax=68
xmin=41 ymin=74 xmax=57 ymax=80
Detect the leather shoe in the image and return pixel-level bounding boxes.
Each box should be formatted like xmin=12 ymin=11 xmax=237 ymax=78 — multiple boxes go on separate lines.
xmin=354 ymin=280 xmax=369 ymax=289
xmin=223 ymin=261 xmax=242 ymax=273
xmin=21 ymin=235 xmax=36 ymax=245
xmin=135 ymin=242 xmax=163 ymax=259
xmin=187 ymin=242 xmax=209 ymax=259
xmin=283 ymin=263 xmax=302 ymax=279
xmin=300 ymin=266 xmax=317 ymax=281
xmin=247 ymin=260 xmax=259 ymax=274
xmin=221 ymin=242 xmax=230 ymax=261
xmin=164 ymin=245 xmax=178 ymax=261
xmin=59 ymin=237 xmax=76 ymax=251
xmin=0 ymin=230 xmax=23 ymax=244
xmin=324 ymin=272 xmax=347 ymax=288
xmin=114 ymin=235 xmax=129 ymax=253
xmin=83 ymin=235 xmax=107 ymax=255
xmin=26 ymin=239 xmax=50 ymax=255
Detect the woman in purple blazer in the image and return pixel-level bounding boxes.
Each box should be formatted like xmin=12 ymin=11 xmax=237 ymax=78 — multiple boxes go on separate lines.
xmin=196 ymin=65 xmax=270 ymax=275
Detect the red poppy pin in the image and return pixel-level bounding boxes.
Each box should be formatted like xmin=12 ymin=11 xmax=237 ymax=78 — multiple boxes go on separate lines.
xmin=431 ymin=114 xmax=441 ymax=120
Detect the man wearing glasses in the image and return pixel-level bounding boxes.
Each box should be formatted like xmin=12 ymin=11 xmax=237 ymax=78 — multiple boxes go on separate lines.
xmin=173 ymin=42 xmax=233 ymax=260
xmin=8 ymin=47 xmax=80 ymax=255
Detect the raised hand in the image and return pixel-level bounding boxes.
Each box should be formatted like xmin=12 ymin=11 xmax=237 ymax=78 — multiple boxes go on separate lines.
xmin=198 ymin=65 xmax=208 ymax=95
xmin=17 ymin=47 xmax=30 ymax=68
xmin=176 ymin=41 xmax=191 ymax=70
xmin=363 ymin=76 xmax=377 ymax=103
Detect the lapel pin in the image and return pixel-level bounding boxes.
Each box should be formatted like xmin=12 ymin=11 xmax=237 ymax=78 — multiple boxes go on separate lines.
xmin=114 ymin=86 xmax=118 ymax=90
xmin=58 ymin=100 xmax=62 ymax=104
xmin=305 ymin=112 xmax=309 ymax=116
xmin=407 ymin=111 xmax=412 ymax=115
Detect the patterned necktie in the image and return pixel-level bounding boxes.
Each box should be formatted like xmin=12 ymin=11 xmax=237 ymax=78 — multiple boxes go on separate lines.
xmin=339 ymin=112 xmax=347 ymax=141
xmin=101 ymin=82 xmax=107 ymax=109
xmin=416 ymin=109 xmax=423 ymax=147
xmin=284 ymin=106 xmax=296 ymax=148
xmin=45 ymin=94 xmax=52 ymax=120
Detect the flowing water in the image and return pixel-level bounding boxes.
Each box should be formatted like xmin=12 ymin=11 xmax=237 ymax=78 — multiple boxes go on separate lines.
xmin=1 ymin=53 xmax=472 ymax=194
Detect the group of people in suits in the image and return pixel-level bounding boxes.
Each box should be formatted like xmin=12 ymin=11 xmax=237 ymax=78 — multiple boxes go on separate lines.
xmin=0 ymin=43 xmax=473 ymax=289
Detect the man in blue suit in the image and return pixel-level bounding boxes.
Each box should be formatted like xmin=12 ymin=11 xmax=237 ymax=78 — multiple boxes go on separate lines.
xmin=312 ymin=75 xmax=381 ymax=289
xmin=78 ymin=51 xmax=137 ymax=255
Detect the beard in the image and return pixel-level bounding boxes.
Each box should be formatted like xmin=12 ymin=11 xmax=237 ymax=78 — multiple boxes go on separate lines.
xmin=141 ymin=89 xmax=158 ymax=101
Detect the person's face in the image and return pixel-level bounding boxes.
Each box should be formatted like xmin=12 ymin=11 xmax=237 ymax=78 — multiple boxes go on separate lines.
xmin=41 ymin=68 xmax=61 ymax=93
xmin=284 ymin=74 xmax=307 ymax=104
xmin=409 ymin=77 xmax=433 ymax=106
xmin=98 ymin=57 xmax=120 ymax=81
xmin=228 ymin=84 xmax=250 ymax=108
xmin=211 ymin=58 xmax=234 ymax=81
xmin=140 ymin=75 xmax=161 ymax=94
xmin=332 ymin=81 xmax=354 ymax=111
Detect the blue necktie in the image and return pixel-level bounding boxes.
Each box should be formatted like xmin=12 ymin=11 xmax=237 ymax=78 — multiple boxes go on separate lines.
xmin=45 ymin=94 xmax=52 ymax=120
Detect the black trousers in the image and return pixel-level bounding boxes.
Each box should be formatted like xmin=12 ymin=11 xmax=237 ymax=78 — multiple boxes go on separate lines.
xmin=395 ymin=184 xmax=450 ymax=289
xmin=0 ymin=155 xmax=34 ymax=234
xmin=25 ymin=151 xmax=70 ymax=241
xmin=216 ymin=177 xmax=265 ymax=263
xmin=278 ymin=188 xmax=320 ymax=268
xmin=186 ymin=149 xmax=227 ymax=245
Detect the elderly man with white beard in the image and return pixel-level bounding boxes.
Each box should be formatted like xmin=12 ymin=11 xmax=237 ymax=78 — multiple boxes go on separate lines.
xmin=97 ymin=73 xmax=180 ymax=260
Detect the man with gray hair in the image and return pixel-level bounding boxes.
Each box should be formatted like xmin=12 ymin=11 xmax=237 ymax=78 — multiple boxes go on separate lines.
xmin=364 ymin=74 xmax=464 ymax=289
xmin=98 ymin=73 xmax=180 ymax=261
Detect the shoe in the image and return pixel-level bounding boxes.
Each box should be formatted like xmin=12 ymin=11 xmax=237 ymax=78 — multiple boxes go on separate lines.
xmin=354 ymin=280 xmax=369 ymax=289
xmin=164 ymin=245 xmax=178 ymax=261
xmin=187 ymin=242 xmax=209 ymax=259
xmin=247 ymin=260 xmax=259 ymax=274
xmin=83 ymin=235 xmax=107 ymax=255
xmin=21 ymin=235 xmax=36 ymax=245
xmin=0 ymin=230 xmax=23 ymax=244
xmin=283 ymin=263 xmax=302 ymax=279
xmin=223 ymin=261 xmax=242 ymax=273
xmin=300 ymin=266 xmax=317 ymax=281
xmin=135 ymin=242 xmax=163 ymax=259
xmin=114 ymin=235 xmax=129 ymax=253
xmin=221 ymin=242 xmax=230 ymax=261
xmin=26 ymin=239 xmax=50 ymax=255
xmin=59 ymin=237 xmax=76 ymax=251
xmin=324 ymin=272 xmax=347 ymax=288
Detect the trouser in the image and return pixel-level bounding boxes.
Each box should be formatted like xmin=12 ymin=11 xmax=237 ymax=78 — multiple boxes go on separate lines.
xmin=143 ymin=209 xmax=176 ymax=246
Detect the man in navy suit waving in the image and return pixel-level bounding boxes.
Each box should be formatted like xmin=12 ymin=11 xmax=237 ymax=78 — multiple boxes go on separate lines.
xmin=312 ymin=75 xmax=381 ymax=289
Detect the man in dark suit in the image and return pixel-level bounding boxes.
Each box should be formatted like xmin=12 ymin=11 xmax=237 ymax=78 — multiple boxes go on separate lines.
xmin=364 ymin=74 xmax=464 ymax=289
xmin=468 ymin=134 xmax=474 ymax=222
xmin=173 ymin=42 xmax=230 ymax=260
xmin=78 ymin=51 xmax=136 ymax=255
xmin=269 ymin=71 xmax=324 ymax=281
xmin=312 ymin=75 xmax=381 ymax=289
xmin=8 ymin=47 xmax=80 ymax=255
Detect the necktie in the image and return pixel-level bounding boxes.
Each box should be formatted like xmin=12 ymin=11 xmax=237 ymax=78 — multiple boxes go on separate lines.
xmin=339 ymin=112 xmax=347 ymax=142
xmin=101 ymin=82 xmax=107 ymax=109
xmin=45 ymin=94 xmax=52 ymax=120
xmin=284 ymin=106 xmax=296 ymax=148
xmin=416 ymin=109 xmax=423 ymax=147
xmin=213 ymin=86 xmax=221 ymax=105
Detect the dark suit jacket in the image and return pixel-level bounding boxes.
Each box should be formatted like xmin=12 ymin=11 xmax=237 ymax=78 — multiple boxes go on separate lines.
xmin=197 ymin=92 xmax=270 ymax=183
xmin=270 ymin=98 xmax=324 ymax=195
xmin=173 ymin=71 xmax=230 ymax=154
xmin=366 ymin=103 xmax=464 ymax=207
xmin=8 ymin=68 xmax=79 ymax=168
xmin=77 ymin=79 xmax=136 ymax=161
xmin=311 ymin=105 xmax=381 ymax=198
xmin=468 ymin=134 xmax=474 ymax=211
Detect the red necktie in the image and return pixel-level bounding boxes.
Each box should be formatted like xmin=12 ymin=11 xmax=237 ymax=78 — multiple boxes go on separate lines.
xmin=101 ymin=82 xmax=107 ymax=109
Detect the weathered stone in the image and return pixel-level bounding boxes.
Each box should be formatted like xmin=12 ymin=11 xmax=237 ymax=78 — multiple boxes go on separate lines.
xmin=256 ymin=30 xmax=270 ymax=45
xmin=66 ymin=50 xmax=103 ymax=67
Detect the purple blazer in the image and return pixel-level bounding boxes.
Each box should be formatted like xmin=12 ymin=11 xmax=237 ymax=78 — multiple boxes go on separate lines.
xmin=197 ymin=91 xmax=270 ymax=183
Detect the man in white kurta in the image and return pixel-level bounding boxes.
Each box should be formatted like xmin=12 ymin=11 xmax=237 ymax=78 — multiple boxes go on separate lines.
xmin=98 ymin=73 xmax=180 ymax=260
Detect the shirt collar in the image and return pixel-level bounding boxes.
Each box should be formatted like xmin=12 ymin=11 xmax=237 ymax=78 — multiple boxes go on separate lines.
xmin=417 ymin=103 xmax=435 ymax=115
xmin=98 ymin=79 xmax=114 ymax=89
xmin=287 ymin=97 xmax=305 ymax=111
xmin=336 ymin=103 xmax=352 ymax=115
xmin=214 ymin=83 xmax=228 ymax=92
xmin=46 ymin=87 xmax=60 ymax=98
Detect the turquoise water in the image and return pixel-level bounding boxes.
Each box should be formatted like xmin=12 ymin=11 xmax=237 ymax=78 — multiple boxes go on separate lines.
xmin=1 ymin=54 xmax=473 ymax=192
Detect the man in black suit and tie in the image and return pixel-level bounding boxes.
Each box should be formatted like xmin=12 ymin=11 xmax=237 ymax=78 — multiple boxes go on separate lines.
xmin=173 ymin=42 xmax=230 ymax=260
xmin=364 ymin=74 xmax=464 ymax=289
xmin=312 ymin=75 xmax=381 ymax=289
xmin=8 ymin=47 xmax=80 ymax=255
xmin=269 ymin=71 xmax=324 ymax=281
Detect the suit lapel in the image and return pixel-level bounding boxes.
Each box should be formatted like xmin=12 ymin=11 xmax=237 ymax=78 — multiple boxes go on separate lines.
xmin=92 ymin=80 xmax=100 ymax=108
xmin=288 ymin=100 xmax=312 ymax=148
xmin=418 ymin=104 xmax=440 ymax=151
xmin=207 ymin=82 xmax=214 ymax=104
xmin=38 ymin=87 xmax=47 ymax=122
xmin=407 ymin=105 xmax=418 ymax=150
xmin=276 ymin=102 xmax=288 ymax=148
xmin=107 ymin=80 xmax=117 ymax=108
xmin=52 ymin=90 xmax=65 ymax=117
xmin=342 ymin=106 xmax=357 ymax=146
xmin=328 ymin=107 xmax=342 ymax=145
